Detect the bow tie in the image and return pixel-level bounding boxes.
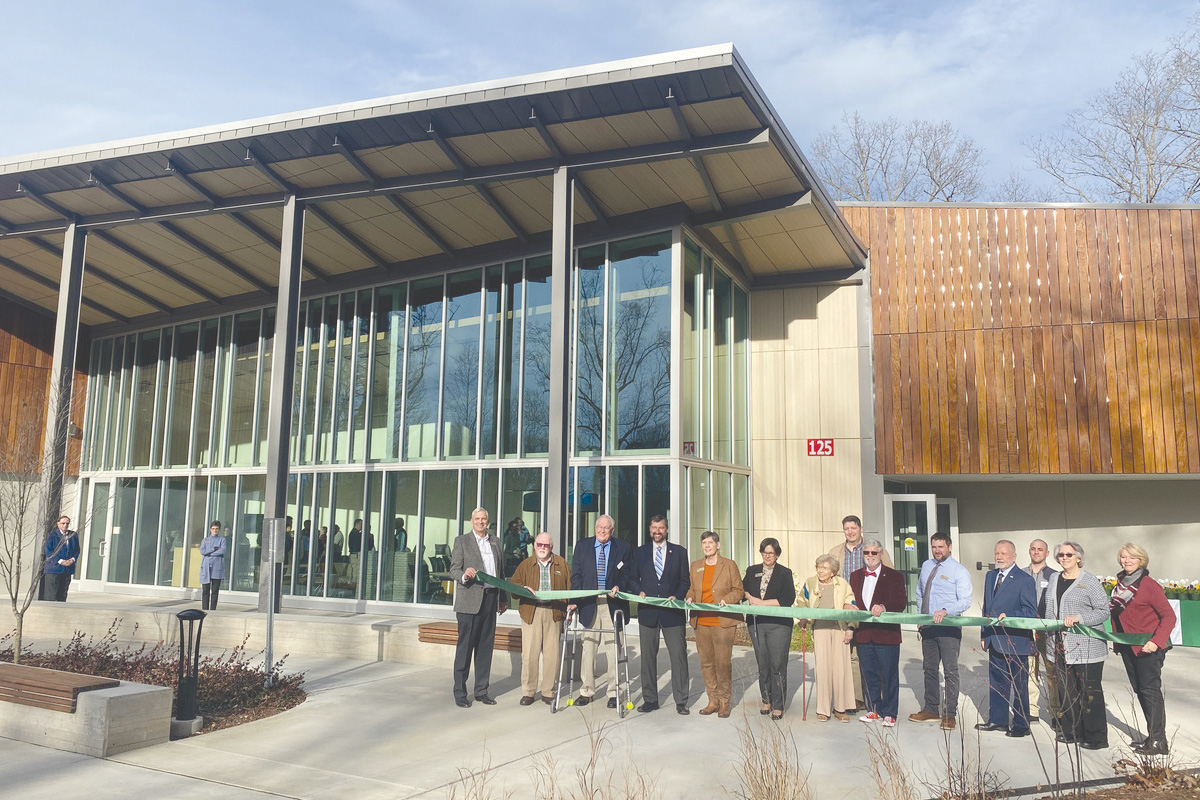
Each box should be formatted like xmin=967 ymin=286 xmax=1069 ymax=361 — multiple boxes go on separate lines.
xmin=864 ymin=571 xmax=877 ymax=578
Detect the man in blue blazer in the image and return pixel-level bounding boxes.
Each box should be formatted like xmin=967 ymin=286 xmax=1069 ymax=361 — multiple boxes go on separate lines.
xmin=630 ymin=514 xmax=691 ymax=715
xmin=977 ymin=539 xmax=1038 ymax=736
xmin=569 ymin=514 xmax=632 ymax=708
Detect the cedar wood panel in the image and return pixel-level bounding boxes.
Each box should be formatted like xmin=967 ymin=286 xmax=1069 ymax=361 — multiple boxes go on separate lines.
xmin=846 ymin=206 xmax=1200 ymax=475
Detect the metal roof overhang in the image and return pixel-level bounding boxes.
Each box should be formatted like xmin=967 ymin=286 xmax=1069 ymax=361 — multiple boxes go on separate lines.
xmin=0 ymin=44 xmax=866 ymax=333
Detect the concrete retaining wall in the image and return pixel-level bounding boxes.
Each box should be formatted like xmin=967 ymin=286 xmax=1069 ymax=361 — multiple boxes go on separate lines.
xmin=0 ymin=681 xmax=171 ymax=757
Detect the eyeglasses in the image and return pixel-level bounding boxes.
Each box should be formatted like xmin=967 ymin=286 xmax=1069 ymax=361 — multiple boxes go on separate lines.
xmin=863 ymin=550 xmax=880 ymax=555
xmin=534 ymin=543 xmax=552 ymax=549
xmin=760 ymin=550 xmax=777 ymax=557
xmin=1056 ymin=552 xmax=1076 ymax=559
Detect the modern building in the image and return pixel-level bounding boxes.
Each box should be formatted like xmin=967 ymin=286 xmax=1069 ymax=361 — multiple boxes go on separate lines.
xmin=1 ymin=46 xmax=1196 ymax=615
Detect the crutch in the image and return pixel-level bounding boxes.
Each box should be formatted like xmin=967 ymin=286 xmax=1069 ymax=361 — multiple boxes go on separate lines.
xmin=553 ymin=608 xmax=577 ymax=713
xmin=613 ymin=609 xmax=633 ymax=718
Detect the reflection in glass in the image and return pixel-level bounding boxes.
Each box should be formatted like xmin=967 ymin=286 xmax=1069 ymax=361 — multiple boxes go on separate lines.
xmin=421 ymin=469 xmax=459 ymax=606
xmin=443 ymin=270 xmax=482 ymax=458
xmin=167 ymin=326 xmax=198 ymax=468
xmin=574 ymin=245 xmax=605 ymax=455
xmin=608 ymin=233 xmax=671 ymax=452
xmin=158 ymin=478 xmax=188 ymax=587
xmin=572 ymin=465 xmax=601 ymax=547
xmin=522 ymin=257 xmax=551 ymax=456
xmin=257 ymin=308 xmax=274 ymax=466
xmin=84 ymin=481 xmax=108 ymax=581
xmin=317 ymin=298 xmax=339 ymax=465
xmin=643 ymin=464 xmax=672 ymax=549
xmin=609 ymin=465 xmax=639 ymax=549
xmin=406 ymin=277 xmax=444 ymax=460
xmin=114 ymin=338 xmax=136 ymax=469
xmin=89 ymin=340 xmax=114 ymax=470
xmin=501 ymin=261 xmax=523 ymax=457
xmin=185 ymin=476 xmax=208 ymax=589
xmin=153 ymin=329 xmax=172 ymax=468
xmin=300 ymin=299 xmax=322 ymax=464
xmin=227 ymin=311 xmax=262 ymax=467
xmin=350 ymin=290 xmax=371 ymax=463
xmin=193 ymin=320 xmax=220 ymax=467
xmin=501 ymin=467 xmax=542 ymax=577
xmin=370 ymin=286 xmax=406 ymax=461
xmin=129 ymin=331 xmax=160 ymax=468
xmin=382 ymin=471 xmax=419 ymax=603
xmin=108 ymin=478 xmax=137 ymax=583
xmin=333 ymin=292 xmax=356 ymax=464
xmin=131 ymin=478 xmax=161 ymax=585
xmin=480 ymin=265 xmax=502 ymax=458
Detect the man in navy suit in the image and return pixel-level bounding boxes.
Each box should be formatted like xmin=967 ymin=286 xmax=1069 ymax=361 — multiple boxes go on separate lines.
xmin=630 ymin=514 xmax=691 ymax=715
xmin=977 ymin=539 xmax=1038 ymax=736
xmin=569 ymin=514 xmax=632 ymax=708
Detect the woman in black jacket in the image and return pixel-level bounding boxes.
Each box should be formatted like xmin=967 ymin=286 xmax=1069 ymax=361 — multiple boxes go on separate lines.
xmin=743 ymin=537 xmax=796 ymax=720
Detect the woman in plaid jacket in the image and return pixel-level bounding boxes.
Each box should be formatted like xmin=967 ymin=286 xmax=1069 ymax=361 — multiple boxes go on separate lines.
xmin=1043 ymin=540 xmax=1111 ymax=750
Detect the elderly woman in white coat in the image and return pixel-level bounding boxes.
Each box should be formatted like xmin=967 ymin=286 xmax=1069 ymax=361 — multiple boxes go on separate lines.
xmin=200 ymin=520 xmax=227 ymax=610
xmin=1044 ymin=540 xmax=1111 ymax=750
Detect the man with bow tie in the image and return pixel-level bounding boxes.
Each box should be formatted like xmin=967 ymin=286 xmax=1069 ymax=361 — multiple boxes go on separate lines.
xmin=847 ymin=540 xmax=908 ymax=727
xmin=976 ymin=540 xmax=1038 ymax=737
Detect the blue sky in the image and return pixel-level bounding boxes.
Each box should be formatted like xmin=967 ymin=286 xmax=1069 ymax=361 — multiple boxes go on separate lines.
xmin=2 ymin=1 xmax=1195 ymax=193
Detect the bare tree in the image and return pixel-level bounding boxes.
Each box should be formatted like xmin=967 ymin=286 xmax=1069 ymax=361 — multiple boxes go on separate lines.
xmin=1030 ymin=50 xmax=1200 ymax=203
xmin=0 ymin=394 xmax=81 ymax=663
xmin=992 ymin=169 xmax=1064 ymax=203
xmin=810 ymin=112 xmax=986 ymax=201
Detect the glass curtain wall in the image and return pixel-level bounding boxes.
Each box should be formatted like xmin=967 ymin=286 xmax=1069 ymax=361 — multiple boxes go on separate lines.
xmin=78 ymin=227 xmax=757 ymax=602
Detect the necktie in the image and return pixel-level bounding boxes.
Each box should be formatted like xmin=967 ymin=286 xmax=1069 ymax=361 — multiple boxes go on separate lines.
xmin=864 ymin=571 xmax=877 ymax=578
xmin=995 ymin=570 xmax=1005 ymax=593
xmin=597 ymin=543 xmax=607 ymax=590
xmin=655 ymin=546 xmax=664 ymax=579
xmin=920 ymin=561 xmax=941 ymax=614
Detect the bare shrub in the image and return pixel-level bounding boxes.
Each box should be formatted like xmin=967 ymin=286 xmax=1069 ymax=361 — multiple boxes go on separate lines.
xmin=728 ymin=718 xmax=813 ymax=800
xmin=525 ymin=715 xmax=657 ymax=800
xmin=863 ymin=725 xmax=922 ymax=800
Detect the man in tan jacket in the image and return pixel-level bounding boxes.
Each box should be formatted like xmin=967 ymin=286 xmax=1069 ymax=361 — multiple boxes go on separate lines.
xmin=829 ymin=515 xmax=893 ymax=710
xmin=511 ymin=532 xmax=570 ymax=705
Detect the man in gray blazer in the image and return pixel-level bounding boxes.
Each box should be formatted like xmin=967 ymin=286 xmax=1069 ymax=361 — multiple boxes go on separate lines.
xmin=449 ymin=507 xmax=508 ymax=708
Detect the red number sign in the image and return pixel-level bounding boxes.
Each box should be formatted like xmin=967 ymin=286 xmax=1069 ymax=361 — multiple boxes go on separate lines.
xmin=807 ymin=438 xmax=834 ymax=456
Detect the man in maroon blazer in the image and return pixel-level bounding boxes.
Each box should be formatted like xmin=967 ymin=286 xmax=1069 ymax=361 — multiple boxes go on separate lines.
xmin=847 ymin=538 xmax=908 ymax=726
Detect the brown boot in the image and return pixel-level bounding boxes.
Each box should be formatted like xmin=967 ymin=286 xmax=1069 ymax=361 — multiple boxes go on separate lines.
xmin=718 ymin=700 xmax=731 ymax=718
xmin=699 ymin=701 xmax=719 ymax=715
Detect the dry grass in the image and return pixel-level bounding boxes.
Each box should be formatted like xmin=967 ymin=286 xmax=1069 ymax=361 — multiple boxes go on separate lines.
xmin=728 ymin=717 xmax=814 ymax=800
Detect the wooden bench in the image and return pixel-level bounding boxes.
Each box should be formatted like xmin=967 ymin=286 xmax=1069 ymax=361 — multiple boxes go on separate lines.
xmin=0 ymin=663 xmax=119 ymax=713
xmin=418 ymin=622 xmax=522 ymax=652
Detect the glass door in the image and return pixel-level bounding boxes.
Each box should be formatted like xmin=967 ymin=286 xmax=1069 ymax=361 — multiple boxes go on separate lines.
xmin=884 ymin=493 xmax=937 ymax=612
xmin=80 ymin=481 xmax=113 ymax=585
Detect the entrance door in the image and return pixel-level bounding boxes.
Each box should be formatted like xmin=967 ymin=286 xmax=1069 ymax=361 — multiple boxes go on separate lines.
xmin=80 ymin=481 xmax=113 ymax=585
xmin=884 ymin=494 xmax=961 ymax=612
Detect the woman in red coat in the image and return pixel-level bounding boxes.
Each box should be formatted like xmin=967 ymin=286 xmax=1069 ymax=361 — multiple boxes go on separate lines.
xmin=1110 ymin=542 xmax=1177 ymax=755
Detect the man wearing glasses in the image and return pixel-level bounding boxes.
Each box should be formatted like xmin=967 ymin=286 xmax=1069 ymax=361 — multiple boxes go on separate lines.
xmin=511 ymin=532 xmax=570 ymax=706
xmin=847 ymin=539 xmax=908 ymax=727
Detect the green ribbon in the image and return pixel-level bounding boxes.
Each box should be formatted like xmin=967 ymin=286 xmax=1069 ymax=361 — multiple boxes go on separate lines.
xmin=475 ymin=572 xmax=1149 ymax=645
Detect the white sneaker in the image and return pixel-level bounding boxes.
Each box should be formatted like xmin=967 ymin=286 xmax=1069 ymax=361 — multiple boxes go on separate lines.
xmin=860 ymin=711 xmax=882 ymax=723
xmin=882 ymin=716 xmax=897 ymax=728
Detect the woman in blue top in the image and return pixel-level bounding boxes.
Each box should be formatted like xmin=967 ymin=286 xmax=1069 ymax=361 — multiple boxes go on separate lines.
xmin=200 ymin=520 xmax=227 ymax=610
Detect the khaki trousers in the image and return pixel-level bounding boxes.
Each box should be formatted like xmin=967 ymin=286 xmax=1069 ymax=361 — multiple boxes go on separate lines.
xmin=695 ymin=624 xmax=737 ymax=705
xmin=1029 ymin=634 xmax=1059 ymax=718
xmin=581 ymin=597 xmax=622 ymax=699
xmin=813 ymin=626 xmax=855 ymax=717
xmin=521 ymin=604 xmax=561 ymax=699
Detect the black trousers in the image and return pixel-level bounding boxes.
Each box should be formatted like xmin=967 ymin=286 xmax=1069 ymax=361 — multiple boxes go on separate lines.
xmin=202 ymin=579 xmax=222 ymax=610
xmin=42 ymin=572 xmax=72 ymax=602
xmin=639 ymin=620 xmax=690 ymax=707
xmin=454 ymin=589 xmax=498 ymax=702
xmin=1121 ymin=648 xmax=1167 ymax=744
xmin=1058 ymin=659 xmax=1107 ymax=746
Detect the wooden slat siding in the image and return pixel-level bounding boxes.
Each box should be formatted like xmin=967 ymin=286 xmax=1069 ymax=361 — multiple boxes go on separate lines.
xmin=846 ymin=205 xmax=1200 ymax=475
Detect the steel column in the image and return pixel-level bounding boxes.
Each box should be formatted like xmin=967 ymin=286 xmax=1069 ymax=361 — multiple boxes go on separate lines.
xmin=41 ymin=223 xmax=86 ymax=524
xmin=258 ymin=195 xmax=304 ymax=612
xmin=545 ymin=167 xmax=573 ymax=549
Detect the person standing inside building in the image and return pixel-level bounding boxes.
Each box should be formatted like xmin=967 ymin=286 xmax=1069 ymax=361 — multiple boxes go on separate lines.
xmin=511 ymin=532 xmax=570 ymax=706
xmin=449 ymin=507 xmax=507 ymax=708
xmin=630 ymin=514 xmax=691 ymax=715
xmin=909 ymin=532 xmax=973 ymax=730
xmin=1024 ymin=538 xmax=1058 ymax=724
xmin=831 ymin=515 xmax=892 ymax=709
xmin=568 ymin=514 xmax=631 ymax=708
xmin=1044 ymin=541 xmax=1110 ymax=750
xmin=199 ymin=520 xmax=226 ymax=610
xmin=848 ymin=539 xmax=907 ymax=727
xmin=42 ymin=515 xmax=80 ymax=602
xmin=977 ymin=540 xmax=1037 ymax=738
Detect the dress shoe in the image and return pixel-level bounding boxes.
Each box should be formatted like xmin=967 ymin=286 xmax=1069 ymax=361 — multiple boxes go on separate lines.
xmin=1135 ymin=739 xmax=1169 ymax=756
xmin=455 ymin=698 xmax=471 ymax=708
xmin=770 ymin=710 xmax=783 ymax=721
xmin=974 ymin=722 xmax=1006 ymax=732
xmin=676 ymin=704 xmax=690 ymax=715
xmin=637 ymin=702 xmax=659 ymax=713
xmin=940 ymin=717 xmax=956 ymax=731
xmin=606 ymin=697 xmax=618 ymax=709
xmin=475 ymin=696 xmax=496 ymax=705
xmin=1056 ymin=734 xmax=1078 ymax=744
xmin=760 ymin=703 xmax=772 ymax=716
xmin=541 ymin=695 xmax=554 ymax=705
xmin=699 ymin=702 xmax=719 ymax=715
xmin=834 ymin=711 xmax=851 ymax=723
xmin=1079 ymin=741 xmax=1108 ymax=751
xmin=1006 ymin=727 xmax=1032 ymax=738
xmin=909 ymin=709 xmax=940 ymax=723
xmin=520 ymin=696 xmax=535 ymax=706
xmin=575 ymin=695 xmax=592 ymax=706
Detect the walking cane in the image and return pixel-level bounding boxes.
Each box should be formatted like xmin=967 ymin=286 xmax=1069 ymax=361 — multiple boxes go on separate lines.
xmin=800 ymin=627 xmax=808 ymax=721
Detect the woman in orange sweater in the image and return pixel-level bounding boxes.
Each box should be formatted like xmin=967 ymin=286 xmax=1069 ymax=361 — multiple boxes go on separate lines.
xmin=686 ymin=531 xmax=744 ymax=718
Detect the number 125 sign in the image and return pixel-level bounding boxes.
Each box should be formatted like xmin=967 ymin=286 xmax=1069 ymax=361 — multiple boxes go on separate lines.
xmin=807 ymin=438 xmax=834 ymax=456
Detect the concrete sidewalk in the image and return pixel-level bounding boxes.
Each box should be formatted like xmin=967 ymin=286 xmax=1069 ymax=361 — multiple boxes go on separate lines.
xmin=4 ymin=595 xmax=1199 ymax=799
